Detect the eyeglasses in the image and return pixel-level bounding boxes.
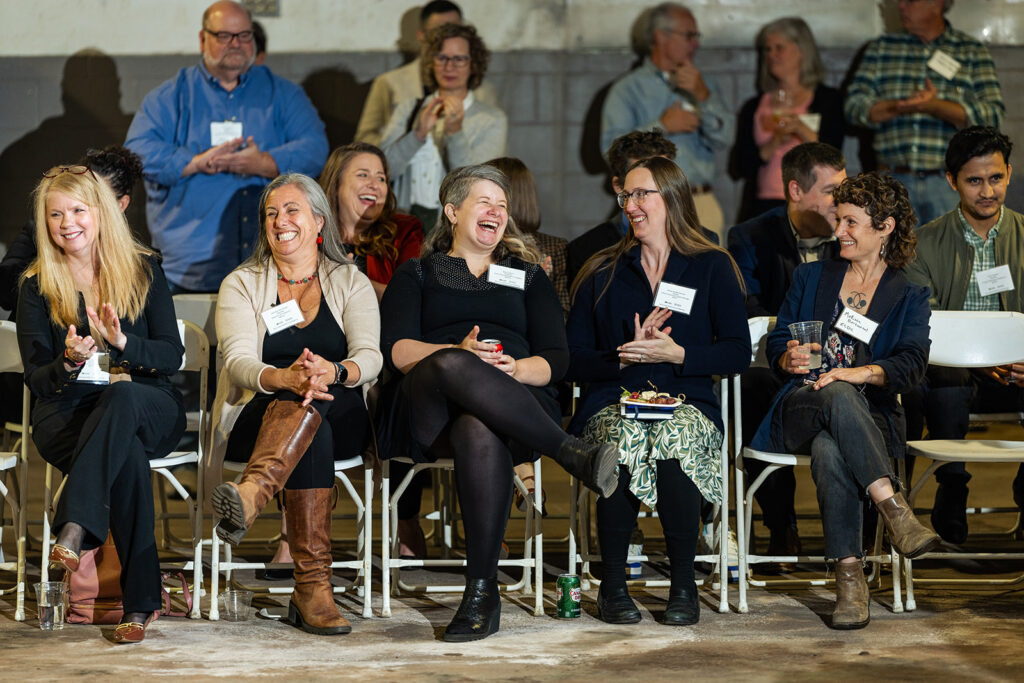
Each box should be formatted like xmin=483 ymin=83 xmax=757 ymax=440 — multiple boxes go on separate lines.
xmin=434 ymin=54 xmax=471 ymax=68
xmin=43 ymin=165 xmax=97 ymax=181
xmin=616 ymin=189 xmax=660 ymax=208
xmin=665 ymin=29 xmax=702 ymax=41
xmin=204 ymin=28 xmax=255 ymax=44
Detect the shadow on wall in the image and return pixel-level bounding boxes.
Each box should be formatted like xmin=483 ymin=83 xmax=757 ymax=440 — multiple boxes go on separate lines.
xmin=302 ymin=69 xmax=371 ymax=152
xmin=0 ymin=49 xmax=147 ymax=246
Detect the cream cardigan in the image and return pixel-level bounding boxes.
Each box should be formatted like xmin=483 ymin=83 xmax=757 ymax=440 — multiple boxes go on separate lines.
xmin=205 ymin=257 xmax=382 ymax=507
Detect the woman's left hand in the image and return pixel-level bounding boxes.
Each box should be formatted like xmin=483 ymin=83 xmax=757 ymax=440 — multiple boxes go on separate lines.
xmin=617 ymin=328 xmax=685 ymax=365
xmin=811 ymin=366 xmax=874 ymax=390
xmin=493 ymin=354 xmax=517 ymax=379
xmin=300 ymin=350 xmax=337 ymax=384
xmin=86 ymin=303 xmax=127 ymax=352
xmin=440 ymin=94 xmax=465 ymax=134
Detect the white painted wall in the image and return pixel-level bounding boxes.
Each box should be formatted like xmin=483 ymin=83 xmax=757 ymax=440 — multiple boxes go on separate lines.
xmin=1 ymin=0 xmax=1020 ymax=56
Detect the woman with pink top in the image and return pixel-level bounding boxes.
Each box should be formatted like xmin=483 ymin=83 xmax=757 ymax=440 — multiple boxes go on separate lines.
xmin=731 ymin=17 xmax=844 ymax=221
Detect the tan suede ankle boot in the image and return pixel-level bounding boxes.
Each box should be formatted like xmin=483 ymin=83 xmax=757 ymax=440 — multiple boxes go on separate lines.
xmin=831 ymin=562 xmax=869 ymax=630
xmin=876 ymin=492 xmax=940 ymax=559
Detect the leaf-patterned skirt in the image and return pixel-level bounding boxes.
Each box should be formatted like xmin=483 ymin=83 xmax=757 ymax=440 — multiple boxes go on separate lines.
xmin=581 ymin=403 xmax=723 ymax=509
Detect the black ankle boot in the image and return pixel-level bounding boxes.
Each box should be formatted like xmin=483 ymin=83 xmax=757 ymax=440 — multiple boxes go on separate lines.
xmin=597 ymin=584 xmax=641 ymax=624
xmin=443 ymin=577 xmax=500 ymax=642
xmin=664 ymin=582 xmax=700 ymax=626
xmin=554 ymin=438 xmax=619 ymax=497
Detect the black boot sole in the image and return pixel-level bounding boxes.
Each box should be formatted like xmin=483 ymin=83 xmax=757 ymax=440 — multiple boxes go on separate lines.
xmin=287 ymin=602 xmax=352 ymax=635
xmin=212 ymin=484 xmax=249 ymax=546
xmin=898 ymin=533 xmax=942 ymax=560
xmin=442 ymin=613 xmax=500 ymax=642
xmin=594 ymin=443 xmax=621 ymax=498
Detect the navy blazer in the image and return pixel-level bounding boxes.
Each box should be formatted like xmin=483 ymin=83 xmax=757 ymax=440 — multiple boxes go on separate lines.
xmin=727 ymin=206 xmax=840 ymax=318
xmin=566 ymin=245 xmax=751 ymax=433
xmin=750 ymin=259 xmax=931 ymax=458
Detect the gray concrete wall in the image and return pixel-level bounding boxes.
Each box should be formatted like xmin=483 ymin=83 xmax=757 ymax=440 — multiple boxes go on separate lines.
xmin=3 ymin=44 xmax=1023 ymax=248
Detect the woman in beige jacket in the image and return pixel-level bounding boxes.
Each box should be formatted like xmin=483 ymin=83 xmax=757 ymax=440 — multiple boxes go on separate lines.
xmin=209 ymin=173 xmax=382 ymax=635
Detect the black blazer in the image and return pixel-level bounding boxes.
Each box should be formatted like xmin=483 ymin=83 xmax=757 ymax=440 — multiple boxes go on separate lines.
xmin=727 ymin=206 xmax=840 ymax=318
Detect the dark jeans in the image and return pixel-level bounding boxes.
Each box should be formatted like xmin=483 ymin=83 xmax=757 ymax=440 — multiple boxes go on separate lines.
xmin=781 ymin=382 xmax=894 ymax=560
xmin=741 ymin=367 xmax=796 ymax=532
xmin=34 ymin=382 xmax=185 ymax=614
xmin=904 ymin=364 xmax=1024 ymax=502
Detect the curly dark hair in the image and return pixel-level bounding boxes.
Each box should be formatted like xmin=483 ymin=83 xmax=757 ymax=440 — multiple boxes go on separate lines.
xmin=80 ymin=145 xmax=143 ymax=199
xmin=605 ymin=129 xmax=677 ymax=181
xmin=421 ymin=23 xmax=489 ymax=92
xmin=832 ymin=172 xmax=917 ymax=269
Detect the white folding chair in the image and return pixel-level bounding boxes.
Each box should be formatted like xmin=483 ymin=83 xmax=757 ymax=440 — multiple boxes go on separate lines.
xmin=734 ymin=317 xmax=902 ymax=614
xmin=207 ymin=453 xmax=374 ymax=620
xmin=380 ymin=457 xmax=544 ymax=617
xmin=40 ymin=319 xmax=209 ymax=619
xmin=0 ymin=320 xmax=29 ymax=621
xmin=566 ymin=378 xmax=732 ymax=615
xmin=903 ymin=311 xmax=1024 ymax=609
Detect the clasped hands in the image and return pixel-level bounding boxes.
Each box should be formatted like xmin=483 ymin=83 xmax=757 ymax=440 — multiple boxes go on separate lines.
xmin=189 ymin=136 xmax=277 ymax=178
xmin=457 ymin=325 xmax=516 ymax=377
xmin=278 ymin=348 xmax=338 ymax=406
xmin=617 ymin=307 xmax=684 ymax=366
xmin=415 ymin=94 xmax=465 ymax=140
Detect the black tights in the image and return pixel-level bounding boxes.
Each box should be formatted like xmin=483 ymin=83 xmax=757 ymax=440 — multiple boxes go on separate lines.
xmin=597 ymin=461 xmax=702 ymax=592
xmin=406 ymin=349 xmax=568 ymax=578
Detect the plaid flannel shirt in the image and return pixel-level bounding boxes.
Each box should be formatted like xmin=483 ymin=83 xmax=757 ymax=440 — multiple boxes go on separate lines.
xmin=845 ymin=23 xmax=1003 ymax=171
xmin=960 ymin=206 xmax=1004 ymax=311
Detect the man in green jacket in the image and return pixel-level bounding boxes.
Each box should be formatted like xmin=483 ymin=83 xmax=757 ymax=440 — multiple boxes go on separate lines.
xmin=904 ymin=126 xmax=1024 ymax=544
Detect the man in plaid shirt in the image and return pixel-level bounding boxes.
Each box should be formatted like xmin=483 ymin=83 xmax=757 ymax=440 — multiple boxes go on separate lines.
xmin=845 ymin=0 xmax=1003 ymax=225
xmin=904 ymin=127 xmax=1023 ymax=544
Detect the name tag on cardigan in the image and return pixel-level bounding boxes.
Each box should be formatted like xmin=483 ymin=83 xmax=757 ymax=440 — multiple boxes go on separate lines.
xmin=487 ymin=264 xmax=525 ymax=290
xmin=210 ymin=120 xmax=243 ymax=147
xmin=653 ymin=282 xmax=696 ymax=315
xmin=927 ymin=50 xmax=962 ymax=80
xmin=976 ymin=264 xmax=1014 ymax=297
xmin=261 ymin=299 xmax=304 ymax=335
xmin=77 ymin=352 xmax=110 ymax=384
xmin=835 ymin=308 xmax=878 ymax=344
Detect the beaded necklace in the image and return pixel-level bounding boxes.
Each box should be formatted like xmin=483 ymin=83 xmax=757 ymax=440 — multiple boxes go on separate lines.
xmin=277 ymin=272 xmax=318 ymax=285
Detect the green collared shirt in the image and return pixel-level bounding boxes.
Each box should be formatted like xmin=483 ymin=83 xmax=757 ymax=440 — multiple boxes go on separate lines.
xmin=960 ymin=206 xmax=1004 ymax=311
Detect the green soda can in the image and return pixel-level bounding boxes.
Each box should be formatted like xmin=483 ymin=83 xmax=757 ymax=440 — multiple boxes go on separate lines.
xmin=556 ymin=574 xmax=581 ymax=618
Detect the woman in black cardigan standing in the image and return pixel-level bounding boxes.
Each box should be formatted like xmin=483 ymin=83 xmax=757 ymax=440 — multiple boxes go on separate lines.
xmin=731 ymin=17 xmax=844 ymax=222
xmin=568 ymin=157 xmax=750 ymax=626
xmin=17 ymin=166 xmax=184 ymax=643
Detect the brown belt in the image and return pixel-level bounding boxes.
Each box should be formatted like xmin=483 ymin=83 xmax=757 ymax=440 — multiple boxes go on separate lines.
xmin=879 ymin=165 xmax=944 ymax=178
xmin=691 ymin=184 xmax=713 ymax=194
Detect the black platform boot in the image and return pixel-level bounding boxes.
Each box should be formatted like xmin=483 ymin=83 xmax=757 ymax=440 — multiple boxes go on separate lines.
xmin=442 ymin=577 xmax=500 ymax=642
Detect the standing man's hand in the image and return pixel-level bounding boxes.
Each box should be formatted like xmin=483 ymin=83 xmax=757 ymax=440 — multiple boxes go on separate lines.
xmin=660 ymin=103 xmax=700 ymax=134
xmin=214 ymin=136 xmax=279 ymax=178
xmin=182 ymin=137 xmax=243 ymax=177
xmin=673 ymin=60 xmax=709 ymax=102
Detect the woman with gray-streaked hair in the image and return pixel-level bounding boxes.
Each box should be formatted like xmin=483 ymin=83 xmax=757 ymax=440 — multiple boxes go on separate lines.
xmin=208 ymin=172 xmax=382 ymax=636
xmin=731 ymin=17 xmax=845 ymax=221
xmin=376 ymin=164 xmax=618 ymax=642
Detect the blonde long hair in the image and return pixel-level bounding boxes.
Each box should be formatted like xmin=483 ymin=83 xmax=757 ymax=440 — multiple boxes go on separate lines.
xmin=24 ymin=168 xmax=153 ymax=328
xmin=571 ymin=157 xmax=744 ymax=303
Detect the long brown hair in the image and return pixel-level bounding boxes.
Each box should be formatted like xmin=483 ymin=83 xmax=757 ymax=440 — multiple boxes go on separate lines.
xmin=24 ymin=168 xmax=153 ymax=328
xmin=318 ymin=142 xmax=400 ymax=262
xmin=571 ymin=156 xmax=744 ymax=303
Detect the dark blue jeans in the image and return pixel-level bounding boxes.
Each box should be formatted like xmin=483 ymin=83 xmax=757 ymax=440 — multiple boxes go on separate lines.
xmin=781 ymin=382 xmax=895 ymax=560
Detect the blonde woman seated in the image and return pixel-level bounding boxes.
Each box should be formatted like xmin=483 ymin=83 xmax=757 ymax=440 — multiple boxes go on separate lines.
xmin=18 ymin=166 xmax=185 ymax=643
xmin=208 ymin=173 xmax=382 ymax=635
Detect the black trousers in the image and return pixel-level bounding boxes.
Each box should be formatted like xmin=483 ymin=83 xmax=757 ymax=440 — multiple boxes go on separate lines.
xmin=33 ymin=382 xmax=185 ymax=614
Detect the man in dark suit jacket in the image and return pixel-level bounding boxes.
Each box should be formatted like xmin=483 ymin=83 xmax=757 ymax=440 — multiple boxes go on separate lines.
xmin=727 ymin=142 xmax=846 ymax=565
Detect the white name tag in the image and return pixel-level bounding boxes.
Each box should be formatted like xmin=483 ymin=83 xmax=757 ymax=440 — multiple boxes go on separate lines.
xmin=653 ymin=282 xmax=697 ymax=315
xmin=976 ymin=264 xmax=1015 ymax=297
xmin=487 ymin=264 xmax=526 ymax=290
xmin=261 ymin=299 xmax=305 ymax=335
xmin=210 ymin=120 xmax=243 ymax=147
xmin=927 ymin=50 xmax=962 ymax=80
xmin=835 ymin=308 xmax=878 ymax=344
xmin=797 ymin=113 xmax=821 ymax=133
xmin=76 ymin=352 xmax=110 ymax=384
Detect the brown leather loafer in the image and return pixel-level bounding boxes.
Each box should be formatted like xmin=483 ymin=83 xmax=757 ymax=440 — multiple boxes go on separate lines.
xmin=112 ymin=613 xmax=156 ymax=644
xmin=49 ymin=544 xmax=80 ymax=573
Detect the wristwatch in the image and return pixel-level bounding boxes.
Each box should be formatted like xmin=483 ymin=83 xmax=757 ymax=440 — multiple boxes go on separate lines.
xmin=333 ymin=361 xmax=348 ymax=385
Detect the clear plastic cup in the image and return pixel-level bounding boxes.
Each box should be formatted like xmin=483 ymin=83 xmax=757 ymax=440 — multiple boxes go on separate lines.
xmin=34 ymin=581 xmax=69 ymax=631
xmin=788 ymin=321 xmax=823 ymax=370
xmin=219 ymin=589 xmax=254 ymax=621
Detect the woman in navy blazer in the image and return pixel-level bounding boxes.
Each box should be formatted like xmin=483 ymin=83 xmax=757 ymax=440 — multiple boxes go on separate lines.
xmin=567 ymin=157 xmax=750 ymax=626
xmin=750 ymin=172 xmax=938 ymax=629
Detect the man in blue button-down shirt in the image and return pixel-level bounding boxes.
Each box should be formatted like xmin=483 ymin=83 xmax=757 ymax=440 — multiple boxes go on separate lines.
xmin=600 ymin=3 xmax=732 ymax=243
xmin=126 ymin=0 xmax=328 ymax=292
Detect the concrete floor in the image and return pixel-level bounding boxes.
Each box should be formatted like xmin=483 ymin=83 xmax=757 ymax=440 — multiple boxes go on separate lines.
xmin=1 ymin=430 xmax=1023 ymax=681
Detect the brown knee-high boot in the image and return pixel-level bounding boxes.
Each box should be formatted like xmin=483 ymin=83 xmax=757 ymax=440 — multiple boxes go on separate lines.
xmin=212 ymin=400 xmax=321 ymax=545
xmin=284 ymin=488 xmax=351 ymax=635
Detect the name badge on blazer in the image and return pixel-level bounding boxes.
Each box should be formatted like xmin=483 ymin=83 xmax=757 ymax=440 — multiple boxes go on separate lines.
xmin=76 ymin=352 xmax=110 ymax=384
xmin=261 ymin=299 xmax=305 ymax=335
xmin=835 ymin=308 xmax=878 ymax=344
xmin=976 ymin=264 xmax=1014 ymax=297
xmin=487 ymin=264 xmax=526 ymax=290
xmin=653 ymin=281 xmax=696 ymax=315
